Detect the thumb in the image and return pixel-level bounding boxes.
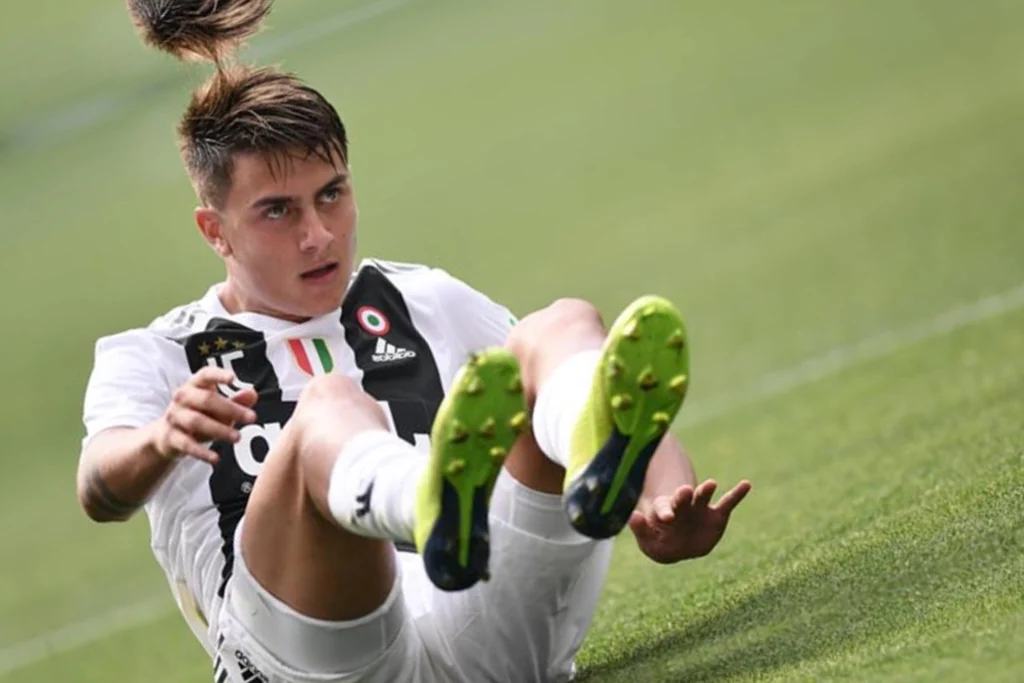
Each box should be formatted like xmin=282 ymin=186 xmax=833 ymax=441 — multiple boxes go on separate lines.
xmin=628 ymin=510 xmax=650 ymax=536
xmin=655 ymin=497 xmax=675 ymax=523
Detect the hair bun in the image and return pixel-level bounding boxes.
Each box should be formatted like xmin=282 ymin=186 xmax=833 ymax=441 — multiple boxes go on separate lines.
xmin=126 ymin=0 xmax=272 ymax=63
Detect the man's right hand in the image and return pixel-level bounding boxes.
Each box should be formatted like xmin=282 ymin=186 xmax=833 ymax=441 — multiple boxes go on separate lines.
xmin=151 ymin=367 xmax=259 ymax=464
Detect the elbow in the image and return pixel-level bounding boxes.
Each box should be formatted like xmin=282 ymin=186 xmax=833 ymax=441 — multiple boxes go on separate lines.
xmin=81 ymin=500 xmax=133 ymax=524
xmin=76 ymin=442 xmax=141 ymax=523
xmin=77 ymin=494 xmax=121 ymax=523
xmin=76 ymin=483 xmax=133 ymax=524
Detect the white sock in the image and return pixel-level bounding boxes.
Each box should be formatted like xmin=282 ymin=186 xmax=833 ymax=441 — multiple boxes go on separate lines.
xmin=326 ymin=430 xmax=425 ymax=544
xmin=532 ymin=349 xmax=602 ymax=474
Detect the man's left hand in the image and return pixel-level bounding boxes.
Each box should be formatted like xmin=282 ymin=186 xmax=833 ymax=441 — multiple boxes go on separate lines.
xmin=629 ymin=479 xmax=752 ymax=564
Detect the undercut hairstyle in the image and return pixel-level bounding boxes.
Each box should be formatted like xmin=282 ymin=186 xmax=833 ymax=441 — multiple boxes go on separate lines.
xmin=126 ymin=0 xmax=348 ymax=207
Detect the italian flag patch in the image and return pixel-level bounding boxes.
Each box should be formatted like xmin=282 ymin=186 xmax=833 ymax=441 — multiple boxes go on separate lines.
xmin=287 ymin=338 xmax=335 ymax=376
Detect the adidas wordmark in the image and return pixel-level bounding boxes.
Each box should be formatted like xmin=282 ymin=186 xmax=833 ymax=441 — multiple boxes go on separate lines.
xmin=372 ymin=338 xmax=417 ymax=363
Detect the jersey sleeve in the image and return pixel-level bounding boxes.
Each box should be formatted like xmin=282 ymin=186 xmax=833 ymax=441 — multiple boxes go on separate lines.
xmin=81 ymin=329 xmax=182 ymax=449
xmin=430 ymin=269 xmax=518 ymax=353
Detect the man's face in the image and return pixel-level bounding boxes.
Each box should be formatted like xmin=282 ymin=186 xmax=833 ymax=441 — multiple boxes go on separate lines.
xmin=197 ymin=150 xmax=357 ymax=321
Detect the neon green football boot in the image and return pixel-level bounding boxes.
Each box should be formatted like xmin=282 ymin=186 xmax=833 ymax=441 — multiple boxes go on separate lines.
xmin=563 ymin=295 xmax=690 ymax=539
xmin=414 ymin=348 xmax=529 ymax=591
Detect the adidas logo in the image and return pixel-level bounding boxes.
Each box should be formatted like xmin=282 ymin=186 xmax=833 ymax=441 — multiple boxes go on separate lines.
xmin=372 ymin=338 xmax=417 ymax=363
xmin=235 ymin=650 xmax=268 ymax=683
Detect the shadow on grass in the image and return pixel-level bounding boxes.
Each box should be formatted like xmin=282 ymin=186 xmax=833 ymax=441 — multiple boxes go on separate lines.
xmin=578 ymin=502 xmax=1019 ymax=683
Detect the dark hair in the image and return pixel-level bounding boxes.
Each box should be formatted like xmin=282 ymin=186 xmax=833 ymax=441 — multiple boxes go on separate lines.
xmin=126 ymin=0 xmax=349 ymax=206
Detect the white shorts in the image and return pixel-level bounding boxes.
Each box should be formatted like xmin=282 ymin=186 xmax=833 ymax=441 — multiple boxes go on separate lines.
xmin=213 ymin=470 xmax=614 ymax=683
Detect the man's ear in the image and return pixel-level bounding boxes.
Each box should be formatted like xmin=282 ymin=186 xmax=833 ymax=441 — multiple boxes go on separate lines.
xmin=195 ymin=207 xmax=232 ymax=258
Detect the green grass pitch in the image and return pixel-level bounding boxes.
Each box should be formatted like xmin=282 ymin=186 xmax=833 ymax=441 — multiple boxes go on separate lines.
xmin=1 ymin=1 xmax=1022 ymax=681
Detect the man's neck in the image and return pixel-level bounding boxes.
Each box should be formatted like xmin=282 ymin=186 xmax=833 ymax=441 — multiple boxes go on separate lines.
xmin=218 ymin=280 xmax=311 ymax=324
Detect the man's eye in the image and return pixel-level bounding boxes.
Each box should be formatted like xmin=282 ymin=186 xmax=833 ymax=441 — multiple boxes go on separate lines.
xmin=319 ymin=187 xmax=342 ymax=203
xmin=264 ymin=204 xmax=288 ymax=220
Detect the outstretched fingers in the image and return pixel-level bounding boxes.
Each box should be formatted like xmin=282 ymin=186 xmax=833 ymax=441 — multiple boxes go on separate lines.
xmin=713 ymin=481 xmax=753 ymax=515
xmin=693 ymin=479 xmax=718 ymax=508
xmin=671 ymin=485 xmax=694 ymax=511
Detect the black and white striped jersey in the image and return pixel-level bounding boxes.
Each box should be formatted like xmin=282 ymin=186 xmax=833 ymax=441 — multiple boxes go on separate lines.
xmin=80 ymin=259 xmax=516 ymax=657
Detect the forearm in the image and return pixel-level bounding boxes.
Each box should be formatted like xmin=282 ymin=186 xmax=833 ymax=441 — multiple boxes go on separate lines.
xmin=640 ymin=434 xmax=697 ymax=502
xmin=77 ymin=424 xmax=178 ymax=523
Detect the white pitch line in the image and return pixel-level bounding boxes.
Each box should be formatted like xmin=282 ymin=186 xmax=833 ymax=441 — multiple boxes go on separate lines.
xmin=9 ymin=0 xmax=412 ymax=151
xmin=678 ymin=281 xmax=1024 ymax=428
xmin=0 ymin=595 xmax=169 ymax=676
xmin=2 ymin=281 xmax=1023 ymax=676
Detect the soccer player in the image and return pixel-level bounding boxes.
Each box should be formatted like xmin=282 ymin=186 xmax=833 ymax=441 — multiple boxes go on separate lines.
xmin=75 ymin=1 xmax=751 ymax=681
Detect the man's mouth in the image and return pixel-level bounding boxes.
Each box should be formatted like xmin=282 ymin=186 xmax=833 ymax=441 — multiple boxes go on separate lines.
xmin=301 ymin=262 xmax=340 ymax=280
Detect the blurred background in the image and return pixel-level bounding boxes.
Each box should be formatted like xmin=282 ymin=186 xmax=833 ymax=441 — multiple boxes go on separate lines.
xmin=1 ymin=1 xmax=1022 ymax=681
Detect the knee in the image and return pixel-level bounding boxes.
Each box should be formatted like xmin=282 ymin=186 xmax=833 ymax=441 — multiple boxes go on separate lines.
xmin=506 ymin=299 xmax=605 ymax=400
xmin=294 ymin=375 xmax=385 ymax=427
xmin=544 ymin=297 xmax=603 ymax=325
xmin=506 ymin=298 xmax=603 ymax=360
xmin=282 ymin=374 xmax=388 ymax=470
xmin=299 ymin=373 xmax=363 ymax=405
